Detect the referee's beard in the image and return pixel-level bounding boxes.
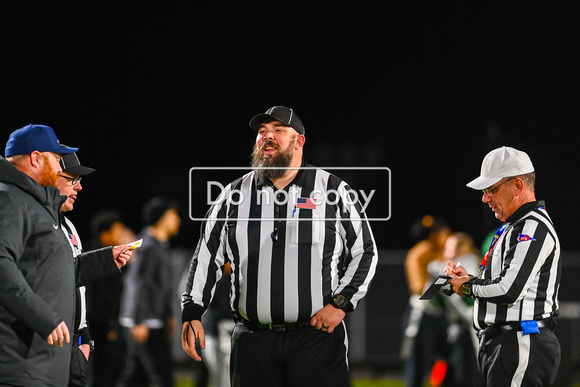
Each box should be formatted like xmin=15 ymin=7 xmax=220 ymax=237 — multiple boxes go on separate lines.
xmin=251 ymin=137 xmax=296 ymax=181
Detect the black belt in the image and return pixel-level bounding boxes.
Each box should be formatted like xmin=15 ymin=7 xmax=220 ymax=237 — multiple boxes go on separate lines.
xmin=242 ymin=319 xmax=311 ymax=333
xmin=477 ymin=318 xmax=554 ymax=339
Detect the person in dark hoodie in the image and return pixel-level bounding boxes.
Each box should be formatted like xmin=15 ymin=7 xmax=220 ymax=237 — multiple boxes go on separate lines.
xmin=0 ymin=124 xmax=132 ymax=386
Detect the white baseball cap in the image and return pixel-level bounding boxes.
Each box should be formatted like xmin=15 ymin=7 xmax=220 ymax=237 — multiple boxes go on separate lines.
xmin=466 ymin=146 xmax=534 ymax=190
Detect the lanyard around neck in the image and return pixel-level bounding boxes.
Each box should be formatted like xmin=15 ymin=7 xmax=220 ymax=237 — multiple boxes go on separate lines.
xmin=478 ymin=223 xmax=508 ymax=276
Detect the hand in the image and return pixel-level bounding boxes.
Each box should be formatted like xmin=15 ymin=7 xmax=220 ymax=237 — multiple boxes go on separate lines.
xmin=181 ymin=320 xmax=205 ymax=361
xmin=112 ymin=244 xmax=134 ymax=268
xmin=79 ymin=343 xmax=91 ymax=360
xmin=47 ymin=321 xmax=70 ymax=347
xmin=444 ymin=260 xmax=468 ymax=278
xmin=130 ymin=324 xmax=150 ymax=344
xmin=447 ymin=275 xmax=472 ymax=296
xmin=310 ymin=304 xmax=346 ymax=333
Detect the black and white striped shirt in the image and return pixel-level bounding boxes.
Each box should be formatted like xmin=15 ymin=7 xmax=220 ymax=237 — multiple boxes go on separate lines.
xmin=470 ymin=200 xmax=561 ymax=330
xmin=182 ymin=164 xmax=378 ymax=325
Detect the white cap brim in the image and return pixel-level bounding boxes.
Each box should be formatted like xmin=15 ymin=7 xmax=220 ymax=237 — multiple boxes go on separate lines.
xmin=466 ymin=176 xmax=503 ymax=190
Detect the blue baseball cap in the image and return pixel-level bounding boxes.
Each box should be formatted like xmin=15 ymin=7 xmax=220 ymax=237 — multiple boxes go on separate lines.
xmin=5 ymin=124 xmax=78 ymax=158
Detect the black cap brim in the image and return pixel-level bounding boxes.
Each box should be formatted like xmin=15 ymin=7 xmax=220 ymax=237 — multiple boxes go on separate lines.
xmin=249 ymin=113 xmax=279 ymax=131
xmin=63 ymin=165 xmax=95 ymax=176
xmin=249 ymin=113 xmax=304 ymax=134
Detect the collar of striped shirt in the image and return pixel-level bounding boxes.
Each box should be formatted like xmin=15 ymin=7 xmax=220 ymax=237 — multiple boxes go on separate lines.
xmin=504 ymin=200 xmax=545 ymax=224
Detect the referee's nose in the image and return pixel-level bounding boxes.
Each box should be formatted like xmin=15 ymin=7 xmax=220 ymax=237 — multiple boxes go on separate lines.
xmin=262 ymin=130 xmax=274 ymax=140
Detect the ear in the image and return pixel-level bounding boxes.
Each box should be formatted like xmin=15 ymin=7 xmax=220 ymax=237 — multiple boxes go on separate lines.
xmin=30 ymin=151 xmax=42 ymax=168
xmin=513 ymin=178 xmax=524 ymax=193
xmin=295 ymin=134 xmax=305 ymax=149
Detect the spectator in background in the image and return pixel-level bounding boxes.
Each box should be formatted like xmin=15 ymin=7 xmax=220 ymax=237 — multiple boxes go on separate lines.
xmin=117 ymin=196 xmax=181 ymax=387
xmin=401 ymin=216 xmax=451 ymax=387
xmin=426 ymin=232 xmax=484 ymax=386
xmin=87 ymin=210 xmax=136 ymax=387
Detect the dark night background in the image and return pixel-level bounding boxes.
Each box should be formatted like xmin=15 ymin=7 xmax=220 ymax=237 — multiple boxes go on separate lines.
xmin=2 ymin=3 xmax=579 ymax=253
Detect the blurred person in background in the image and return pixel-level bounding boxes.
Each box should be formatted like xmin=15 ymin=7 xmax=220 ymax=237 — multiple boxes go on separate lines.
xmin=117 ymin=196 xmax=181 ymax=387
xmin=401 ymin=215 xmax=451 ymax=387
xmin=425 ymin=232 xmax=484 ymax=386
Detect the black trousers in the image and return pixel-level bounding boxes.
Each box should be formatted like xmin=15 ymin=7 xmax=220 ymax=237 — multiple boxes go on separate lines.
xmin=230 ymin=321 xmax=350 ymax=387
xmin=478 ymin=327 xmax=560 ymax=386
xmin=116 ymin=326 xmax=173 ymax=387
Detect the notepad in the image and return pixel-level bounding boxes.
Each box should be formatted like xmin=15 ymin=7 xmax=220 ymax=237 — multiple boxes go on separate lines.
xmin=419 ymin=275 xmax=452 ymax=300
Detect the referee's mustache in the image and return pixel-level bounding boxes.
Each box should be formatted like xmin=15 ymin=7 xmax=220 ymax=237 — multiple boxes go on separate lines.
xmin=259 ymin=141 xmax=279 ymax=153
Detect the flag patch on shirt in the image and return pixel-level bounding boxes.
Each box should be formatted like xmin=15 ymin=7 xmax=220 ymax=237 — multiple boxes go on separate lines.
xmin=517 ymin=233 xmax=536 ymax=243
xmin=296 ymin=197 xmax=316 ymax=209
xmin=68 ymin=233 xmax=79 ymax=246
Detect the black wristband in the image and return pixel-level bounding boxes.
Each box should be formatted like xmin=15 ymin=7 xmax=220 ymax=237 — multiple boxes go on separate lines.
xmin=331 ymin=294 xmax=354 ymax=312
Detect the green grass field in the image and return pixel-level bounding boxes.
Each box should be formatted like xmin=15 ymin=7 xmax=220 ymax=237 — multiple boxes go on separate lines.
xmin=352 ymin=378 xmax=405 ymax=387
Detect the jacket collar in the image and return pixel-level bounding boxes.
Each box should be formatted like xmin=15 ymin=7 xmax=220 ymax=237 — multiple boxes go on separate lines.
xmin=0 ymin=156 xmax=66 ymax=220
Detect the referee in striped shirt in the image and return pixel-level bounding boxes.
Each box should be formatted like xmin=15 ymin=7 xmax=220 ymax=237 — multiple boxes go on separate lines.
xmin=181 ymin=106 xmax=378 ymax=387
xmin=446 ymin=146 xmax=561 ymax=386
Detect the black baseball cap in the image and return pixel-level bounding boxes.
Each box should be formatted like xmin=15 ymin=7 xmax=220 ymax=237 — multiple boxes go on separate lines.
xmin=60 ymin=152 xmax=95 ymax=176
xmin=249 ymin=106 xmax=305 ymax=135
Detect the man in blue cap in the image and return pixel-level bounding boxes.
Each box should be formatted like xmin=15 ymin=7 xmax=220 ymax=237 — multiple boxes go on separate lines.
xmin=0 ymin=124 xmax=87 ymax=386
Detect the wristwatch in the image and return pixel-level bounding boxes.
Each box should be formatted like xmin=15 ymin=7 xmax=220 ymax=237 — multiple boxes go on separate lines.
xmin=461 ymin=283 xmax=473 ymax=298
xmin=331 ymin=294 xmax=348 ymax=309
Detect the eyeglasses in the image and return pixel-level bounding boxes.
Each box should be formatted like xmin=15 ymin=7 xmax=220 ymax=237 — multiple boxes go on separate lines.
xmin=482 ymin=177 xmax=514 ymax=196
xmin=59 ymin=175 xmax=82 ymax=185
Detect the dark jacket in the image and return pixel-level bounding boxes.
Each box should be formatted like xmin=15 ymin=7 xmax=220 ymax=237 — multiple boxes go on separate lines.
xmin=0 ymin=157 xmax=75 ymax=386
xmin=120 ymin=231 xmax=173 ymax=328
